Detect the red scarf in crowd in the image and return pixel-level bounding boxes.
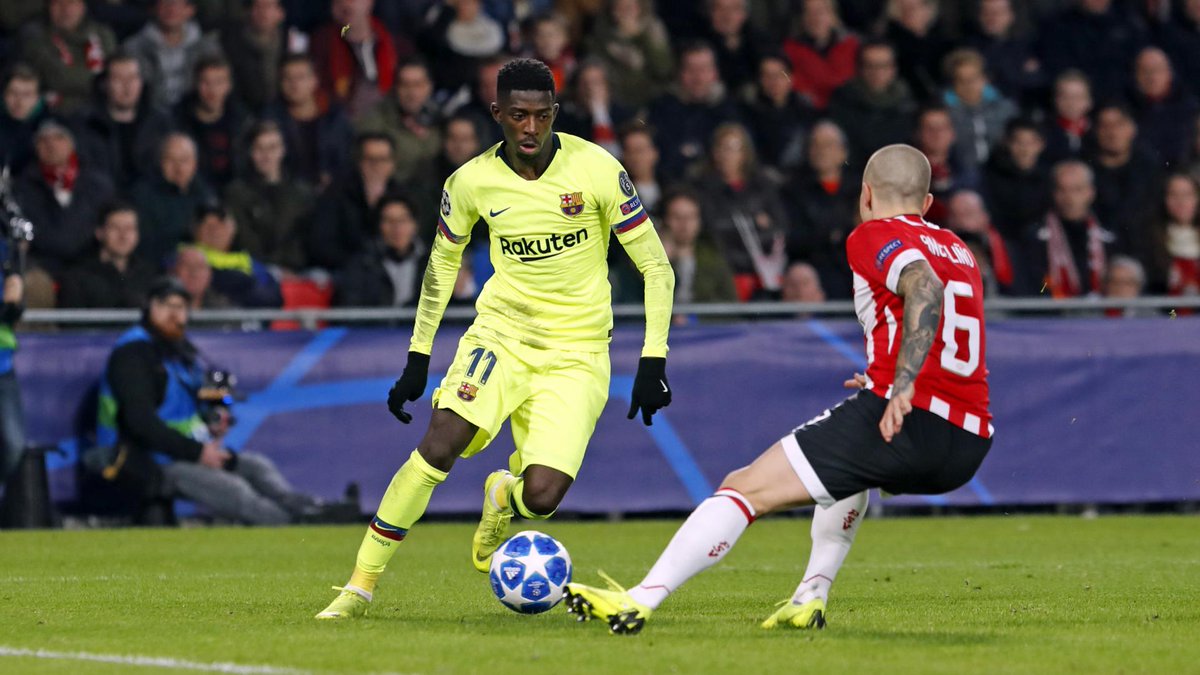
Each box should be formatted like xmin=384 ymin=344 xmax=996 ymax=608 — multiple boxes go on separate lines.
xmin=1042 ymin=213 xmax=1107 ymax=298
xmin=985 ymin=227 xmax=1014 ymax=287
xmin=1056 ymin=115 xmax=1090 ymax=139
xmin=41 ymin=152 xmax=79 ymax=193
xmin=52 ymin=31 xmax=106 ymax=72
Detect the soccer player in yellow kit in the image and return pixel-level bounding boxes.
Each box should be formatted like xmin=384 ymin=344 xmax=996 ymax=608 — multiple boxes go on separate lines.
xmin=316 ymin=59 xmax=675 ymax=619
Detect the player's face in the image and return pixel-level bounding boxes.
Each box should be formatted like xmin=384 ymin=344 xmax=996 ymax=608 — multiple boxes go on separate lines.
xmin=492 ymin=90 xmax=558 ymax=159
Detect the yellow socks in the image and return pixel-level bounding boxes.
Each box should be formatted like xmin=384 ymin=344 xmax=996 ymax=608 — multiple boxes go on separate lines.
xmin=348 ymin=450 xmax=448 ymax=595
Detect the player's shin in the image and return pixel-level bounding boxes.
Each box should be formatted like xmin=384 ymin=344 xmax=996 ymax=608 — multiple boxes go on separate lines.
xmin=792 ymin=490 xmax=868 ymax=605
xmin=346 ymin=449 xmax=449 ymax=596
xmin=627 ymin=488 xmax=757 ymax=610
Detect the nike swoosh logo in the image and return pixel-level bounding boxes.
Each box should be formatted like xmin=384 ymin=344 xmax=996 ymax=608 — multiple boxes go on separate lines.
xmin=659 ymin=380 xmax=669 ymax=393
xmin=489 ymin=207 xmax=511 ymax=217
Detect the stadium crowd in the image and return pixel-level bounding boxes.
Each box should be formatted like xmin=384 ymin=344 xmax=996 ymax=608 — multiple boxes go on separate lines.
xmin=1 ymin=0 xmax=1199 ymax=316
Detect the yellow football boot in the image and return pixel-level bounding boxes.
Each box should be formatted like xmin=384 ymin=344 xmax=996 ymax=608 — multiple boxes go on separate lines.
xmin=471 ymin=469 xmax=516 ymax=572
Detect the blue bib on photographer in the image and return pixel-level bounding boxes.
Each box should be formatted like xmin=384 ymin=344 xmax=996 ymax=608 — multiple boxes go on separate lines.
xmin=0 ymin=323 xmax=14 ymax=375
xmin=96 ymin=325 xmax=208 ymax=465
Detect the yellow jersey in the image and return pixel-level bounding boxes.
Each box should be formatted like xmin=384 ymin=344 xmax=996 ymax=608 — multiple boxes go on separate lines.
xmin=412 ymin=132 xmax=670 ymax=355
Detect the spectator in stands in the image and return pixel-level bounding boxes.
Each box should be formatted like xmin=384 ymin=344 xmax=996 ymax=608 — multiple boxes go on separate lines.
xmin=307 ymin=132 xmax=404 ymax=271
xmin=123 ymin=0 xmax=222 ymax=109
xmin=1145 ymin=173 xmax=1200 ymax=297
xmin=264 ymin=54 xmax=353 ymax=189
xmin=1086 ymin=103 xmax=1163 ymax=257
xmin=556 ymin=60 xmax=635 ymax=157
xmin=942 ymin=48 xmax=1017 ymax=168
xmin=356 ymin=58 xmax=441 ymax=184
xmin=780 ymin=261 xmax=826 ymax=304
xmin=884 ymin=0 xmax=951 ymax=102
xmin=95 ymin=277 xmax=356 ymax=524
xmin=619 ymin=123 xmax=664 ymax=215
xmin=1154 ymin=0 xmax=1200 ymax=95
xmin=783 ymin=120 xmax=857 ymax=298
xmin=946 ymin=189 xmax=1014 ymax=295
xmin=694 ymin=122 xmax=788 ymax=301
xmin=964 ymin=0 xmax=1042 ymax=104
xmin=648 ymin=42 xmax=739 ymax=178
xmin=1024 ymin=160 xmax=1116 ymax=297
xmin=219 ymin=0 xmax=297 ymax=112
xmin=188 ymin=205 xmax=282 ymax=307
xmin=223 ymin=120 xmax=313 ymax=274
xmin=1036 ymin=0 xmax=1147 ymax=102
xmin=742 ymin=53 xmax=813 ymax=172
xmin=1102 ymin=255 xmax=1155 ymax=316
xmin=1041 ymin=69 xmax=1092 ymax=165
xmin=1188 ymin=116 xmax=1200 ymax=184
xmin=828 ymin=40 xmax=917 ymax=167
xmin=311 ymin=0 xmax=397 ymax=119
xmin=334 ymin=193 xmax=427 ymax=308
xmin=584 ymin=0 xmax=674 ymax=108
xmin=445 ymin=56 xmax=508 ymax=148
xmin=18 ymin=0 xmax=116 ymax=114
xmin=701 ymin=0 xmax=768 ymax=99
xmin=415 ymin=0 xmax=504 ymax=96
xmin=175 ymin=55 xmax=247 ymax=189
xmin=1129 ymin=46 xmax=1199 ymax=165
xmin=984 ymin=118 xmax=1051 ymax=244
xmin=130 ymin=133 xmax=216 ymax=268
xmin=75 ymin=52 xmax=174 ymax=190
xmin=171 ymin=245 xmax=232 ymax=309
xmin=0 ymin=64 xmax=48 ymax=173
xmin=528 ymin=13 xmax=577 ymax=93
xmin=658 ymin=188 xmax=736 ymax=315
xmin=58 ymin=201 xmax=156 ymax=308
xmin=13 ymin=119 xmax=115 ymax=277
xmin=782 ymin=0 xmax=859 ymax=111
xmin=915 ymin=105 xmax=979 ymax=222
xmin=0 ymin=245 xmax=26 ymax=484
xmin=404 ymin=114 xmax=482 ymax=240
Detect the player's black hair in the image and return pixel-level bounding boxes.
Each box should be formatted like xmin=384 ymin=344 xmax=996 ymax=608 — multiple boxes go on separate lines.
xmin=496 ymin=58 xmax=556 ymax=99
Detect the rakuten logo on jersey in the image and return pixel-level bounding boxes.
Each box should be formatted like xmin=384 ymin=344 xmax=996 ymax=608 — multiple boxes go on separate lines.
xmin=919 ymin=234 xmax=976 ymax=268
xmin=499 ymin=228 xmax=589 ymax=261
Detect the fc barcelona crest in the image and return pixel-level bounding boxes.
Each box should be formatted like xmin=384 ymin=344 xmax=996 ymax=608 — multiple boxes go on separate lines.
xmin=559 ymin=192 xmax=585 ymax=216
xmin=457 ymin=381 xmax=478 ymax=402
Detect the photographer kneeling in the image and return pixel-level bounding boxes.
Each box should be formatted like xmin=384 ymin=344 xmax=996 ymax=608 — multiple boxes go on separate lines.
xmin=93 ymin=278 xmax=357 ymax=525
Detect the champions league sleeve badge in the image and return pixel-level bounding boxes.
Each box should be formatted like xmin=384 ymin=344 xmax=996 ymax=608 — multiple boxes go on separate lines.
xmin=618 ymin=171 xmax=635 ymax=197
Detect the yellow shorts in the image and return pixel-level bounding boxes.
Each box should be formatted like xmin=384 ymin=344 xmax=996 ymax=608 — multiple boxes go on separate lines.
xmin=431 ymin=325 xmax=610 ymax=479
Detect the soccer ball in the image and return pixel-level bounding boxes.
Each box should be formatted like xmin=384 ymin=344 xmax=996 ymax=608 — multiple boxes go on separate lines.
xmin=489 ymin=530 xmax=572 ymax=614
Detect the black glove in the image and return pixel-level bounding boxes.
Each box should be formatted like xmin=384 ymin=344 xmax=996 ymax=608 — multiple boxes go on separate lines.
xmin=387 ymin=351 xmax=431 ymax=424
xmin=627 ymin=357 xmax=671 ymax=426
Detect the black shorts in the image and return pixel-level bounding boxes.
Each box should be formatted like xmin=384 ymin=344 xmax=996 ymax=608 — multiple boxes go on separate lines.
xmin=780 ymin=391 xmax=991 ymax=506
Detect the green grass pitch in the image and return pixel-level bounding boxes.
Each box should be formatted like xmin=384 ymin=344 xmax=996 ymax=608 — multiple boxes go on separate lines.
xmin=1 ymin=515 xmax=1197 ymax=674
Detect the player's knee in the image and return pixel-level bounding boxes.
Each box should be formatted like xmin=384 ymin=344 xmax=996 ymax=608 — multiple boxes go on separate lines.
xmin=517 ymin=475 xmax=571 ymax=517
xmin=719 ymin=466 xmax=777 ymax=516
xmin=415 ymin=443 xmax=458 ymax=472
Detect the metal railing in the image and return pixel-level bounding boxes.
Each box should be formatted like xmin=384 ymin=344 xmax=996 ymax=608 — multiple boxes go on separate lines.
xmin=17 ymin=296 xmax=1200 ymax=330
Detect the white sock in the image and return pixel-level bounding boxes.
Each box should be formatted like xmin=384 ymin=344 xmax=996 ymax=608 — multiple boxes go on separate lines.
xmin=628 ymin=489 xmax=756 ymax=610
xmin=792 ymin=490 xmax=868 ymax=605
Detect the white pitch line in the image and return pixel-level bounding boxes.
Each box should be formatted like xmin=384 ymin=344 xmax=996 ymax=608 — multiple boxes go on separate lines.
xmin=0 ymin=645 xmax=311 ymax=674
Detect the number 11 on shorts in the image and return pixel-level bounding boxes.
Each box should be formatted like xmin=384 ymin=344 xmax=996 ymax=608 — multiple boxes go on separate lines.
xmin=467 ymin=347 xmax=498 ymax=384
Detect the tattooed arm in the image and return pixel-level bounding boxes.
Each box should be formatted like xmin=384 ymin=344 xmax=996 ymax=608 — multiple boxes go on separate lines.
xmin=880 ymin=260 xmax=944 ymax=442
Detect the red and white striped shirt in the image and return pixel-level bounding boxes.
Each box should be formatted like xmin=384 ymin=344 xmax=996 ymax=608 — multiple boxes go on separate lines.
xmin=845 ymin=215 xmax=993 ymax=438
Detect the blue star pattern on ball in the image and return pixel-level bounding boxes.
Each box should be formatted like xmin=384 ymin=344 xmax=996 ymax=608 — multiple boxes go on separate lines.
xmin=489 ymin=530 xmax=573 ymax=614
